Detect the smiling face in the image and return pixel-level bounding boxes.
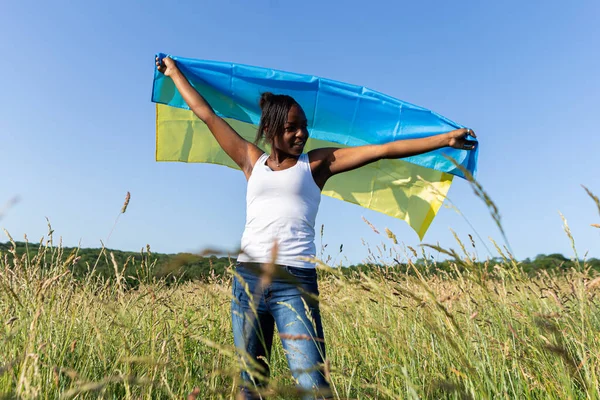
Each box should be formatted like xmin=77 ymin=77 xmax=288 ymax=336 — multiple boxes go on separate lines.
xmin=272 ymin=104 xmax=309 ymax=156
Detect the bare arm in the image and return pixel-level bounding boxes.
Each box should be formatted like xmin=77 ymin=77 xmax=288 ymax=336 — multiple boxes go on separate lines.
xmin=156 ymin=56 xmax=262 ymax=178
xmin=310 ymin=129 xmax=476 ymax=189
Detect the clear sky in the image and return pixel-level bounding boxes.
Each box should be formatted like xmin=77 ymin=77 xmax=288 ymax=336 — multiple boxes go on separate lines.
xmin=1 ymin=0 xmax=599 ymax=265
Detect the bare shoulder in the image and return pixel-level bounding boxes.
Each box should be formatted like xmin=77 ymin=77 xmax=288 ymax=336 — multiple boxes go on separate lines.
xmin=307 ymin=147 xmax=337 ymax=172
xmin=242 ymin=144 xmax=266 ymax=180
xmin=248 ymin=143 xmax=265 ymax=167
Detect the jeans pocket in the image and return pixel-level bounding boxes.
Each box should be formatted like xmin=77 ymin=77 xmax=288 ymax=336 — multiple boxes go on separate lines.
xmin=232 ymin=274 xmax=252 ymax=304
xmin=231 ymin=276 xmax=242 ymax=303
xmin=285 ymin=266 xmax=317 ymax=279
xmin=284 ymin=267 xmax=319 ymax=298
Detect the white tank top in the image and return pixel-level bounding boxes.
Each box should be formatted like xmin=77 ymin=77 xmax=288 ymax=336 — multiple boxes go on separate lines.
xmin=237 ymin=153 xmax=321 ymax=268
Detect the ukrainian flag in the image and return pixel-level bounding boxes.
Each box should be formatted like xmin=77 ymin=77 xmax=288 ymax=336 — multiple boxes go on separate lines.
xmin=152 ymin=53 xmax=478 ymax=239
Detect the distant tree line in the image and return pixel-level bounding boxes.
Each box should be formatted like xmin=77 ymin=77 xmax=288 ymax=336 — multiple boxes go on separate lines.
xmin=347 ymin=253 xmax=600 ymax=277
xmin=1 ymin=242 xmax=598 ymax=286
xmin=0 ymin=241 xmax=234 ymax=286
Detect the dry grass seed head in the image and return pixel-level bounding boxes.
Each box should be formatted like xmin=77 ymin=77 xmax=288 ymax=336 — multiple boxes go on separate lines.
xmin=121 ymin=192 xmax=131 ymax=214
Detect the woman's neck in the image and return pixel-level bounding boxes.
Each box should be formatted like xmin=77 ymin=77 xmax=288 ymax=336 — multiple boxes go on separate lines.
xmin=268 ymin=150 xmax=298 ymax=167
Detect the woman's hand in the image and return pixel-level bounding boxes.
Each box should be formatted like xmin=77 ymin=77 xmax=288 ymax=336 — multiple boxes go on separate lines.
xmin=152 ymin=54 xmax=262 ymax=178
xmin=155 ymin=56 xmax=179 ymax=77
xmin=447 ymin=128 xmax=477 ymax=150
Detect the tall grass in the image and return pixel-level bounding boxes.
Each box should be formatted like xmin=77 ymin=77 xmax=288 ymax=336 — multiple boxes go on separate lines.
xmin=1 ymin=185 xmax=599 ymax=398
xmin=1 ymin=231 xmax=599 ymax=398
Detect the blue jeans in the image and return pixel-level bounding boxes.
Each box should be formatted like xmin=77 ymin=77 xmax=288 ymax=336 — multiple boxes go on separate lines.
xmin=231 ymin=262 xmax=330 ymax=399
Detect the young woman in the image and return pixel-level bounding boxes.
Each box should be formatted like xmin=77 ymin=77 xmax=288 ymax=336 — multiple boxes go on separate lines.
xmin=156 ymin=56 xmax=476 ymax=399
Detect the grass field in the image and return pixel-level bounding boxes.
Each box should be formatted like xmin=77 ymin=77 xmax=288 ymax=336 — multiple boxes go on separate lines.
xmin=2 ymin=182 xmax=599 ymax=399
xmin=1 ymin=224 xmax=599 ymax=399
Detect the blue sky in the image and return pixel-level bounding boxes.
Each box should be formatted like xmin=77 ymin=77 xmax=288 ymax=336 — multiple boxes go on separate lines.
xmin=1 ymin=0 xmax=599 ymax=265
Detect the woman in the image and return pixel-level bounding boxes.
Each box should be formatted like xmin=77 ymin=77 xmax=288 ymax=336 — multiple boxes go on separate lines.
xmin=155 ymin=56 xmax=476 ymax=399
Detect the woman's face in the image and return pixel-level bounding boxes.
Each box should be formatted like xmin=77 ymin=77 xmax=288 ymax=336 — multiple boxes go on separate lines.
xmin=272 ymin=104 xmax=308 ymax=156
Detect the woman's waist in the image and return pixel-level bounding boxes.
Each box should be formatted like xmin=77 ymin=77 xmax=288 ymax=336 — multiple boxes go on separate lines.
xmin=235 ymin=261 xmax=317 ymax=283
xmin=242 ymin=217 xmax=316 ymax=240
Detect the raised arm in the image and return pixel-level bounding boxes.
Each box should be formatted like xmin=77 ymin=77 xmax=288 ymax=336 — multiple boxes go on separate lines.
xmin=309 ymin=129 xmax=477 ymax=189
xmin=156 ymin=56 xmax=263 ymax=178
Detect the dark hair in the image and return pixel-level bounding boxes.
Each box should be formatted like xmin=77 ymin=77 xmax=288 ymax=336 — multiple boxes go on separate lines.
xmin=255 ymin=92 xmax=298 ymax=145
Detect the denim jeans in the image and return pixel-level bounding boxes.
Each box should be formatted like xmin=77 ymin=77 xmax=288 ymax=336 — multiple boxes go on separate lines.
xmin=231 ymin=262 xmax=330 ymax=399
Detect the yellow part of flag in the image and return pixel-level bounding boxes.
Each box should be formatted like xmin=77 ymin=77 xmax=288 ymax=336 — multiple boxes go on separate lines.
xmin=156 ymin=104 xmax=452 ymax=239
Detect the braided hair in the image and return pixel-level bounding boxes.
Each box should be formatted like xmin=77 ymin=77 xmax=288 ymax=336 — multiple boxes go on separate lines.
xmin=255 ymin=92 xmax=298 ymax=145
